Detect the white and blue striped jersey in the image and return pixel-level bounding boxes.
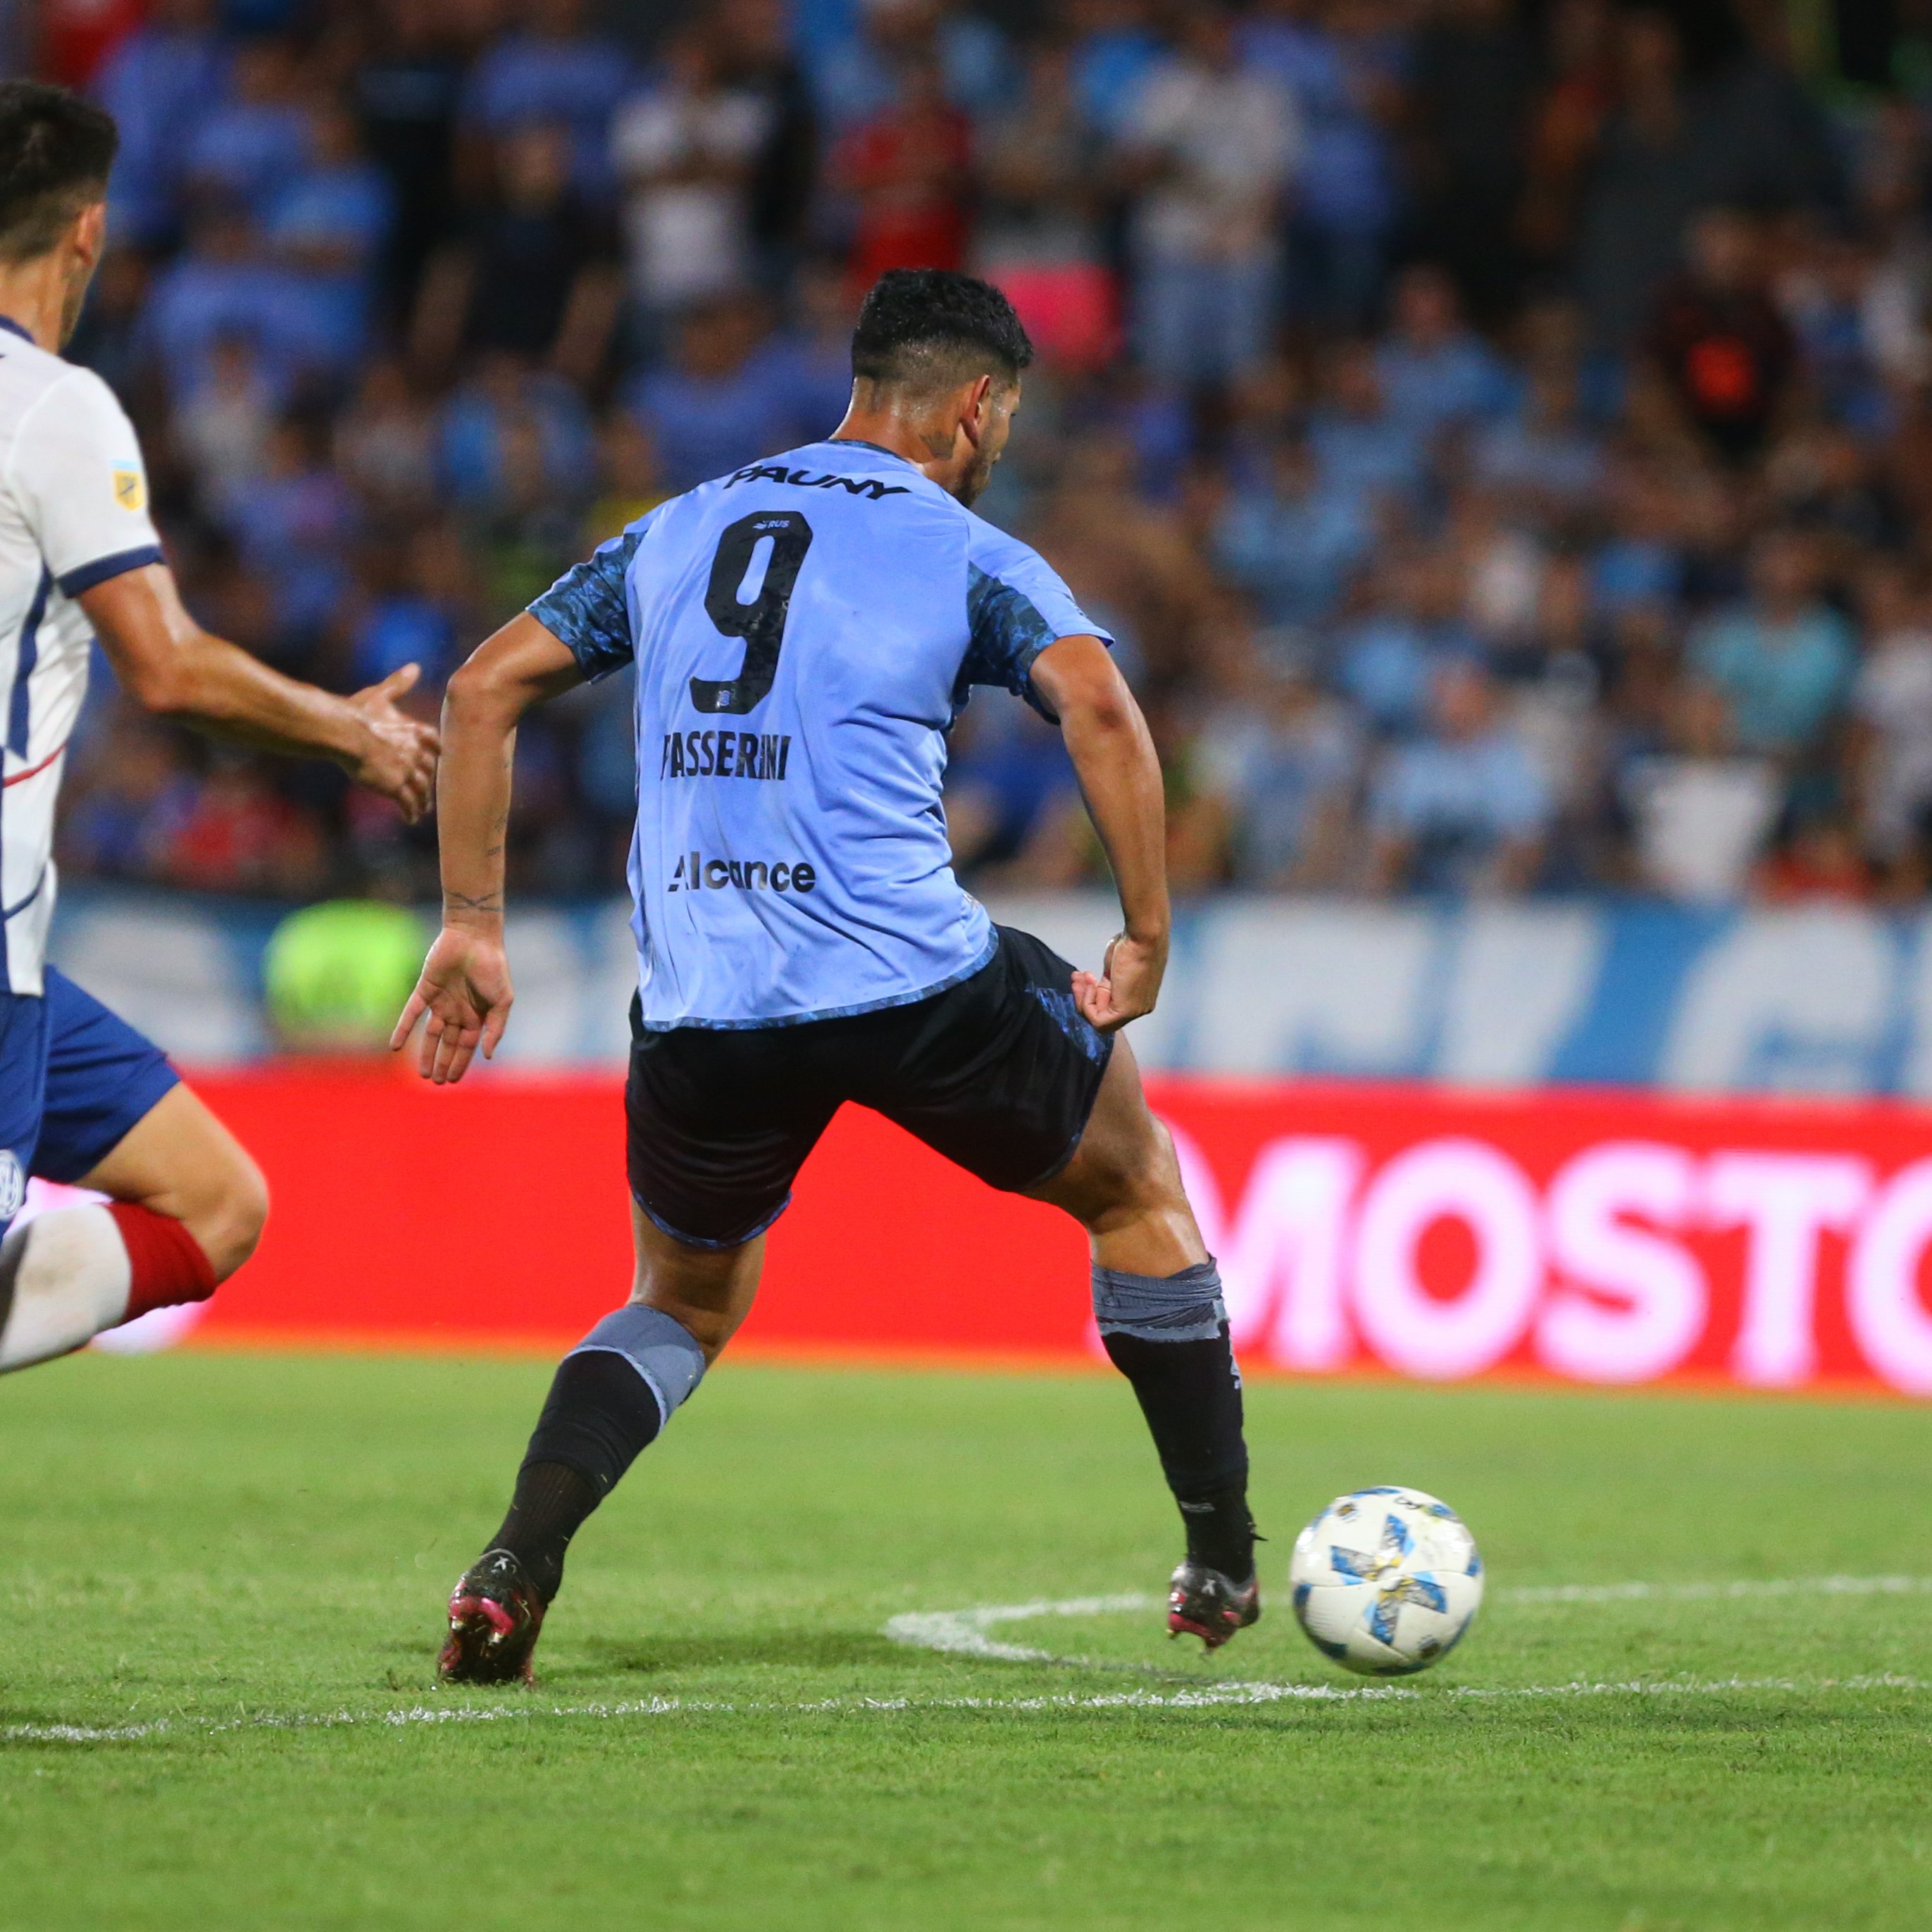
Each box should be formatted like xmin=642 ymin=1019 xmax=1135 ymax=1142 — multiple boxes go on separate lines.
xmin=0 ymin=318 xmax=162 ymax=995
xmin=532 ymin=438 xmax=1110 ymax=1030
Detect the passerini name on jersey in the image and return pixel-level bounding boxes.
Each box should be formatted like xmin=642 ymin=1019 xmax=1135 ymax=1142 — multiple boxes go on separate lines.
xmin=659 ymin=728 xmax=792 ymax=781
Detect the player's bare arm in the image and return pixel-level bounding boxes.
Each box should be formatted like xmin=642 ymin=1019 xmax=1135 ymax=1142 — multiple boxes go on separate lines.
xmin=79 ymin=566 xmax=440 ymax=824
xmin=1029 ymin=633 xmax=1171 ymax=1033
xmin=390 ymin=612 xmax=583 ymax=1083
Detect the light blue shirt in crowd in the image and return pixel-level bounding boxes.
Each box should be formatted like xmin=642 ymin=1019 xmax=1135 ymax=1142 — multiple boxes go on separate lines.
xmin=1688 ymin=605 xmax=1856 ymax=754
xmin=531 ymin=440 xmax=1109 ymax=1030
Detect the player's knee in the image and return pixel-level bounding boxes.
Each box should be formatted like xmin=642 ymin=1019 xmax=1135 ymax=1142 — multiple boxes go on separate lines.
xmin=1109 ymin=1116 xmax=1185 ymax=1218
xmin=196 ymin=1149 xmax=270 ymax=1283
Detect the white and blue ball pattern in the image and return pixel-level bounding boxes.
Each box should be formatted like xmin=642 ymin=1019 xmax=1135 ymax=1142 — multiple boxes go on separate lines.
xmin=1289 ymin=1486 xmax=1483 ymax=1676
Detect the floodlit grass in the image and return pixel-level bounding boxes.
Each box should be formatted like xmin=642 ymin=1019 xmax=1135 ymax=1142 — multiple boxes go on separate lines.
xmin=3 ymin=1353 xmax=1930 ymax=1929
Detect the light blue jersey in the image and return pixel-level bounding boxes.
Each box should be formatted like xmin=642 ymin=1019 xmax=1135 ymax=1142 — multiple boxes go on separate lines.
xmin=530 ymin=439 xmax=1110 ymax=1030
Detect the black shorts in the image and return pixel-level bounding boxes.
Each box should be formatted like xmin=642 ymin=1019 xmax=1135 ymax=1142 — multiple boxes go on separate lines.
xmin=626 ymin=926 xmax=1115 ymax=1248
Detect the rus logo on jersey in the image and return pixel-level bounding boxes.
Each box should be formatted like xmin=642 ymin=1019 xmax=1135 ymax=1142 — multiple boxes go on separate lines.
xmin=111 ymin=464 xmax=145 ymax=511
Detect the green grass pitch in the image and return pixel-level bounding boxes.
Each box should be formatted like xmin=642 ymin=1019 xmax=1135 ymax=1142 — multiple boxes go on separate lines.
xmin=4 ymin=1352 xmax=1931 ymax=1930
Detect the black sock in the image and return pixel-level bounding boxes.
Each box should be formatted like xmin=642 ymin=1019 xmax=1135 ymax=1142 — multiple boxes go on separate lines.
xmin=487 ymin=1350 xmax=666 ymax=1602
xmin=1102 ymin=1322 xmax=1257 ymax=1582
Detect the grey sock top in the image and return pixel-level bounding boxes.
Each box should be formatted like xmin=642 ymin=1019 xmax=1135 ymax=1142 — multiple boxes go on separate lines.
xmin=1092 ymin=1260 xmax=1226 ymax=1342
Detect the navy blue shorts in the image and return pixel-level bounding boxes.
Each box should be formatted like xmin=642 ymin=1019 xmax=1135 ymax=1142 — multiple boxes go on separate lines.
xmin=0 ymin=966 xmax=179 ymax=1235
xmin=625 ymin=925 xmax=1114 ymax=1249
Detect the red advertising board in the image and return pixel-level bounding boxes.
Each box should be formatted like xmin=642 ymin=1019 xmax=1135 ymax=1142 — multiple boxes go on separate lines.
xmin=65 ymin=1067 xmax=1932 ymax=1396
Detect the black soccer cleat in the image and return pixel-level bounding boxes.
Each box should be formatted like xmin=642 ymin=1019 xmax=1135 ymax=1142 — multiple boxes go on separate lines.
xmin=1167 ymin=1559 xmax=1261 ymax=1652
xmin=437 ymin=1548 xmax=547 ymax=1686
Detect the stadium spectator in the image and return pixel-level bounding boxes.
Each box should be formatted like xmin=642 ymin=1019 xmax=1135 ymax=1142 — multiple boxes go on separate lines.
xmin=972 ymin=38 xmax=1114 ymax=372
xmin=1643 ymin=208 xmax=1796 ymax=466
xmin=1064 ymin=0 xmax=1161 ymax=141
xmin=411 ymin=122 xmax=621 ymax=380
xmin=1212 ymin=430 xmax=1373 ymax=627
xmin=1850 ymin=559 xmax=1932 ymax=892
xmin=620 ymin=292 xmax=799 ymax=492
xmin=812 ymin=0 xmax=1011 ymax=136
xmin=1266 ymin=0 xmax=1405 ymax=334
xmin=264 ymin=99 xmax=394 ymax=380
xmin=1470 ymin=364 xmax=1605 ymax=512
xmin=1617 ymin=679 xmax=1780 ymax=902
xmin=712 ymin=0 xmax=820 ymax=290
xmin=612 ymin=19 xmax=771 ymax=322
xmin=1120 ymin=1 xmax=1300 ymax=390
xmin=1374 ymin=266 xmax=1513 ymax=445
xmin=142 ymin=203 xmax=321 ymax=404
xmin=37 ymin=0 xmax=1910 ymax=909
xmin=1335 ymin=547 xmax=1483 ymax=741
xmin=89 ymin=0 xmax=226 ymax=248
xmin=216 ymin=407 xmax=358 ymax=645
xmin=1687 ymin=529 xmax=1855 ymax=758
xmin=175 ymin=332 xmax=277 ymax=499
xmin=436 ymin=354 xmax=596 ymax=522
xmin=456 ymin=0 xmax=632 ymax=201
xmin=1369 ymin=659 xmax=1552 ymax=895
xmin=334 ymin=355 xmax=440 ymax=517
xmin=351 ymin=0 xmax=466 ymax=318
xmin=1407 ymin=0 xmax=1536 ymax=325
xmin=164 ymin=756 xmax=328 ymax=897
xmin=182 ymin=35 xmax=311 ymax=223
xmin=1195 ymin=656 xmax=1361 ymax=887
xmin=830 ymin=50 xmax=973 ymax=289
xmin=1307 ymin=339 xmax=1426 ymax=506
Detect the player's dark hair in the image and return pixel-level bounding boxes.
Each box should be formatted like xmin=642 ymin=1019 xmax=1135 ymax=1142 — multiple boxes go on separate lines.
xmin=850 ymin=268 xmax=1034 ymax=393
xmin=0 ymin=82 xmax=118 ymax=266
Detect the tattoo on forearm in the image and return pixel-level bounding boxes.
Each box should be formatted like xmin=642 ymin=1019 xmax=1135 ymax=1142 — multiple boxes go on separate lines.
xmin=444 ymin=891 xmax=504 ymax=914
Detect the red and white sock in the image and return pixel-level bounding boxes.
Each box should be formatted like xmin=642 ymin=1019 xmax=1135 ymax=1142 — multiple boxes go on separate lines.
xmin=0 ymin=1203 xmax=215 ymax=1373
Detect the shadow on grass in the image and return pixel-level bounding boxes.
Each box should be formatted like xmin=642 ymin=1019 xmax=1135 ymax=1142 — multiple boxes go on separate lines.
xmin=575 ymin=1627 xmax=911 ymax=1676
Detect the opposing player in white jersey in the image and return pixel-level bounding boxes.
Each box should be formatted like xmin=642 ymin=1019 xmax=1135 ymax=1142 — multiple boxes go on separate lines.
xmin=0 ymin=83 xmax=437 ymax=1374
xmin=399 ymin=270 xmax=1259 ymax=1685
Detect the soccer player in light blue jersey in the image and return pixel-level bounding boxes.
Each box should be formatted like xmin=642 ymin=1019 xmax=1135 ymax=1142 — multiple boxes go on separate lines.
xmin=396 ymin=271 xmax=1257 ymax=1683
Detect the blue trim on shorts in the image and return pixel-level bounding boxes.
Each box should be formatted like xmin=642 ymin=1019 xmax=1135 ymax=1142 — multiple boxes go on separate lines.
xmin=632 ymin=1185 xmax=793 ymax=1252
xmin=634 ymin=930 xmax=1001 ymax=1034
xmin=0 ymin=968 xmax=179 ymax=1225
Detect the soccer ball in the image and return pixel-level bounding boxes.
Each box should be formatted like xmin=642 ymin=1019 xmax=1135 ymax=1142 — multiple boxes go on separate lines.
xmin=1289 ymin=1485 xmax=1483 ymax=1676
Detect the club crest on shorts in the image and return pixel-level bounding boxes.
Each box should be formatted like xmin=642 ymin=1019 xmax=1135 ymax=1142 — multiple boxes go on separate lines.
xmin=112 ymin=464 xmax=146 ymax=511
xmin=0 ymin=1149 xmax=23 ymax=1221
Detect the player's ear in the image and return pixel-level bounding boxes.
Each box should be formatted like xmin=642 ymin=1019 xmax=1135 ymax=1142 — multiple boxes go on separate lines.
xmin=958 ymin=373 xmax=995 ymax=447
xmin=70 ymin=200 xmax=107 ymax=271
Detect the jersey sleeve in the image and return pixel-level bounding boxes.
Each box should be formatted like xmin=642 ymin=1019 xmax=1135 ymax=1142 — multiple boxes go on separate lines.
xmin=528 ymin=513 xmax=656 ymax=681
xmin=961 ymin=523 xmax=1113 ymax=722
xmin=8 ymin=369 xmax=163 ymax=597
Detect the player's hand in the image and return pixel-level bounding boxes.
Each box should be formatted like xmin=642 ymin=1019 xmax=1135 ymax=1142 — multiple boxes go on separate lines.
xmin=345 ymin=663 xmax=440 ymax=824
xmin=1071 ymin=930 xmax=1166 ymax=1034
xmin=391 ymin=924 xmax=514 ymax=1084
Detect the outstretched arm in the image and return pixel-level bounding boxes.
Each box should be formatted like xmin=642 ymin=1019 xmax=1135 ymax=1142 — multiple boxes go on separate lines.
xmin=1029 ymin=634 xmax=1171 ymax=1032
xmin=80 ymin=563 xmax=439 ymax=821
xmin=391 ymin=613 xmax=585 ymax=1083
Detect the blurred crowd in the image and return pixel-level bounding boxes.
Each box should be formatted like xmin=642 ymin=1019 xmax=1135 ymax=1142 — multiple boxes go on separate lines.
xmin=25 ymin=0 xmax=1932 ymax=905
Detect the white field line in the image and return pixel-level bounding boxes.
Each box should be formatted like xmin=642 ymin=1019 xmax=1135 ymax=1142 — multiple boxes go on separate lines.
xmin=1504 ymin=1574 xmax=1932 ymax=1606
xmin=883 ymin=1593 xmax=1154 ymax=1663
xmin=880 ymin=1575 xmax=1932 ymax=1666
xmin=7 ymin=1576 xmax=1927 ymax=1747
xmin=5 ymin=1672 xmax=1929 ymax=1747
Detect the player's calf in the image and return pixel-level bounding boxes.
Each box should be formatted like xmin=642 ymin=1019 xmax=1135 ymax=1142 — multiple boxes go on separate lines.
xmin=438 ymin=1302 xmax=710 ymax=1684
xmin=0 ymin=1199 xmax=218 ymax=1371
xmin=1095 ymin=1261 xmax=1261 ymax=1621
xmin=1039 ymin=1047 xmax=1261 ymax=1645
xmin=0 ymin=1087 xmax=266 ymax=1373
